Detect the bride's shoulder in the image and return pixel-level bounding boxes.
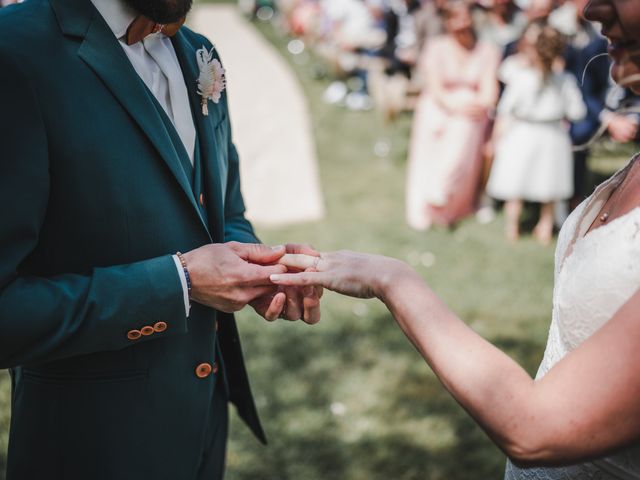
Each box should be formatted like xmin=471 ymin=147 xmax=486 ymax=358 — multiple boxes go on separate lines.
xmin=554 ymin=202 xmax=587 ymax=266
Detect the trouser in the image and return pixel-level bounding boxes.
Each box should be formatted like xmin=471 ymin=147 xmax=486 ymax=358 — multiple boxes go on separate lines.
xmin=195 ymin=378 xmax=229 ymax=480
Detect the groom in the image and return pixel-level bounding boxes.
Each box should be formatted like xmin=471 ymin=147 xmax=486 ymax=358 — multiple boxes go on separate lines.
xmin=0 ymin=0 xmax=320 ymax=478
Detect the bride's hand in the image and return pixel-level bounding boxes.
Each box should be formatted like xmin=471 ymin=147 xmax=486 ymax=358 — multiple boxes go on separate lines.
xmin=270 ymin=250 xmax=411 ymax=299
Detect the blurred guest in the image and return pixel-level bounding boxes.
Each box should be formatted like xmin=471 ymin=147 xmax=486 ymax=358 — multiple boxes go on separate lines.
xmin=370 ymin=0 xmax=425 ymax=121
xmin=378 ymin=0 xmax=423 ymax=79
xmin=547 ymin=0 xmax=638 ymax=213
xmin=414 ymin=0 xmax=446 ymax=46
xmin=289 ymin=0 xmax=322 ymax=37
xmin=548 ymin=0 xmax=579 ymax=33
xmin=406 ymin=0 xmax=500 ymax=230
xmin=503 ymin=0 xmax=556 ymax=57
xmin=474 ymin=0 xmax=528 ymax=53
xmin=473 ymin=0 xmax=526 ymax=204
xmin=604 ymin=87 xmax=640 ymax=143
xmin=525 ymin=0 xmax=556 ymax=21
xmin=561 ymin=0 xmax=627 ymax=210
xmin=316 ymin=0 xmax=385 ymax=110
xmin=486 ymin=24 xmax=586 ymax=244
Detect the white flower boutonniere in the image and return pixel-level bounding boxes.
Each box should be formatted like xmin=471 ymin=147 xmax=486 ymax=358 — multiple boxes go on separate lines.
xmin=196 ymin=45 xmax=226 ymax=116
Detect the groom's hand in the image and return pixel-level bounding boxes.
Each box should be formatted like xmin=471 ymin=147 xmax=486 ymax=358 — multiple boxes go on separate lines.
xmin=182 ymin=242 xmax=287 ymax=313
xmin=250 ymin=243 xmax=323 ymax=325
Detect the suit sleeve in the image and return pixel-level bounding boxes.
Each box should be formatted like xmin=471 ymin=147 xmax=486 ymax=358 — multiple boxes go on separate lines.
xmin=0 ymin=50 xmax=188 ymax=368
xmin=569 ymin=42 xmax=610 ymax=145
xmin=223 ymin=137 xmax=260 ymax=244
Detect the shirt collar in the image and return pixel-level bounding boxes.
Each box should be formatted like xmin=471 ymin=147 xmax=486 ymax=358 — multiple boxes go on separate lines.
xmin=90 ymin=0 xmax=137 ymax=40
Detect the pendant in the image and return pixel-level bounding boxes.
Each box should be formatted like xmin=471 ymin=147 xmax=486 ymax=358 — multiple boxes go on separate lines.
xmin=600 ymin=212 xmax=609 ymax=222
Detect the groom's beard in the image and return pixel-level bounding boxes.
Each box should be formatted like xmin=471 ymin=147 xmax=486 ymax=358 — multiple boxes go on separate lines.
xmin=123 ymin=0 xmax=193 ymax=24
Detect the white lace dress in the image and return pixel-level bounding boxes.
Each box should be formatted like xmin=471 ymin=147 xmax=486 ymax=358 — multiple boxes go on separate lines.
xmin=505 ymin=157 xmax=640 ymax=480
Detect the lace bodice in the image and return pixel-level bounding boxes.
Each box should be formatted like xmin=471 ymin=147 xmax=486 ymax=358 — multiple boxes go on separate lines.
xmin=505 ymin=157 xmax=640 ymax=480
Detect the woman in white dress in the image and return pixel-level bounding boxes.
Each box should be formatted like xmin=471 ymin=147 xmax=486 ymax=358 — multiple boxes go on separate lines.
xmin=486 ymin=23 xmax=586 ymax=244
xmin=271 ymin=0 xmax=640 ymax=477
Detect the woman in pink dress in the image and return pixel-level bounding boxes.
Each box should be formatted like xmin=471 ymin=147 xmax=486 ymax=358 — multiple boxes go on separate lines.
xmin=406 ymin=0 xmax=500 ymax=230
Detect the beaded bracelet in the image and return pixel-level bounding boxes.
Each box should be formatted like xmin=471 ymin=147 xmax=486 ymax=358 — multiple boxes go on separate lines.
xmin=175 ymin=251 xmax=192 ymax=294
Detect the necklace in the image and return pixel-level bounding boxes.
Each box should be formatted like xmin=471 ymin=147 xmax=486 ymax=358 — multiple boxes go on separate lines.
xmin=599 ymin=159 xmax=640 ymax=223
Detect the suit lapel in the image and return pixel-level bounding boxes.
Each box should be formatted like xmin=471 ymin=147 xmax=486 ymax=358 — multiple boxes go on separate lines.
xmin=171 ymin=31 xmax=225 ymax=240
xmin=50 ymin=0 xmax=210 ymax=236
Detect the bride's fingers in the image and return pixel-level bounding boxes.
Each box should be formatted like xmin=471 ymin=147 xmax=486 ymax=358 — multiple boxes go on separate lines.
xmin=270 ymin=271 xmax=327 ymax=287
xmin=278 ymin=253 xmax=321 ymax=271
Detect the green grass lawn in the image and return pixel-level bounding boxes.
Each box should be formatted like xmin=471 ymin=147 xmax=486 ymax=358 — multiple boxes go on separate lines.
xmin=0 ymin=7 xmax=632 ymax=480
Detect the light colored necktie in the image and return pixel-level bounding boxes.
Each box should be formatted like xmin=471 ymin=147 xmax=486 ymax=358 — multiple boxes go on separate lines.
xmin=143 ymin=34 xmax=196 ymax=165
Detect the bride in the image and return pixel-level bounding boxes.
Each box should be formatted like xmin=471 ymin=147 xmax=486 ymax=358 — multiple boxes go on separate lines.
xmin=271 ymin=0 xmax=640 ymax=478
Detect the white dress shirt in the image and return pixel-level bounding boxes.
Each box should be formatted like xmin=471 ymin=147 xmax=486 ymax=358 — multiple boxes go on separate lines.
xmin=91 ymin=0 xmax=194 ymax=314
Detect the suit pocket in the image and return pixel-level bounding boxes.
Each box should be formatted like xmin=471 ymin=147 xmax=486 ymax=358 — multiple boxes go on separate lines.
xmin=21 ymin=368 xmax=148 ymax=385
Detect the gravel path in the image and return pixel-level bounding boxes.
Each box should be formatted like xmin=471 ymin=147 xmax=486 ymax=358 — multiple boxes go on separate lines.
xmin=190 ymin=4 xmax=325 ymax=226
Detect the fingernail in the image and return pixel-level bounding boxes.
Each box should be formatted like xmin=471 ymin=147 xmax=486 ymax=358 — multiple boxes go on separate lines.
xmin=270 ymin=274 xmax=282 ymax=281
xmin=271 ymin=245 xmax=284 ymax=251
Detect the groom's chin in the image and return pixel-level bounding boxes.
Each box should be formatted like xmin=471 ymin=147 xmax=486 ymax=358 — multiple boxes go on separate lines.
xmin=123 ymin=0 xmax=194 ymax=24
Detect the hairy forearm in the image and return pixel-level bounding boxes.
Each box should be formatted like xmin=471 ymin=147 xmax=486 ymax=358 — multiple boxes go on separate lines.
xmin=378 ymin=270 xmax=545 ymax=463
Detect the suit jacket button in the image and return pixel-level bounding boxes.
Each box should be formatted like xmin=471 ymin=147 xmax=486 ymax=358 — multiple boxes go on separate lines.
xmin=140 ymin=326 xmax=155 ymax=336
xmin=215 ymin=320 xmax=219 ymax=331
xmin=199 ymin=193 xmax=204 ymax=206
xmin=195 ymin=363 xmax=212 ymax=379
xmin=153 ymin=321 xmax=168 ymax=333
xmin=127 ymin=330 xmax=142 ymax=341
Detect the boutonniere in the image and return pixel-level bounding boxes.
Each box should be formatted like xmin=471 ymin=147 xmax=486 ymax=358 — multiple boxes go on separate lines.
xmin=196 ymin=46 xmax=226 ymax=116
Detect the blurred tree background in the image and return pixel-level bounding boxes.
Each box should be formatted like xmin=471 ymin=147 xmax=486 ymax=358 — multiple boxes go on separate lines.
xmin=0 ymin=2 xmax=633 ymax=479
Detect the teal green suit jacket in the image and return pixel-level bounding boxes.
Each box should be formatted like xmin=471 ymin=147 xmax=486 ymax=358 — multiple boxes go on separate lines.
xmin=0 ymin=0 xmax=266 ymax=477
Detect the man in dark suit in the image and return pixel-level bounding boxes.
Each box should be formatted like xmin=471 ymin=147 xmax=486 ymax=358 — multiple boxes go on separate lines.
xmin=0 ymin=0 xmax=321 ymax=478
xmin=564 ymin=9 xmax=611 ymax=207
xmin=564 ymin=0 xmax=638 ymax=208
